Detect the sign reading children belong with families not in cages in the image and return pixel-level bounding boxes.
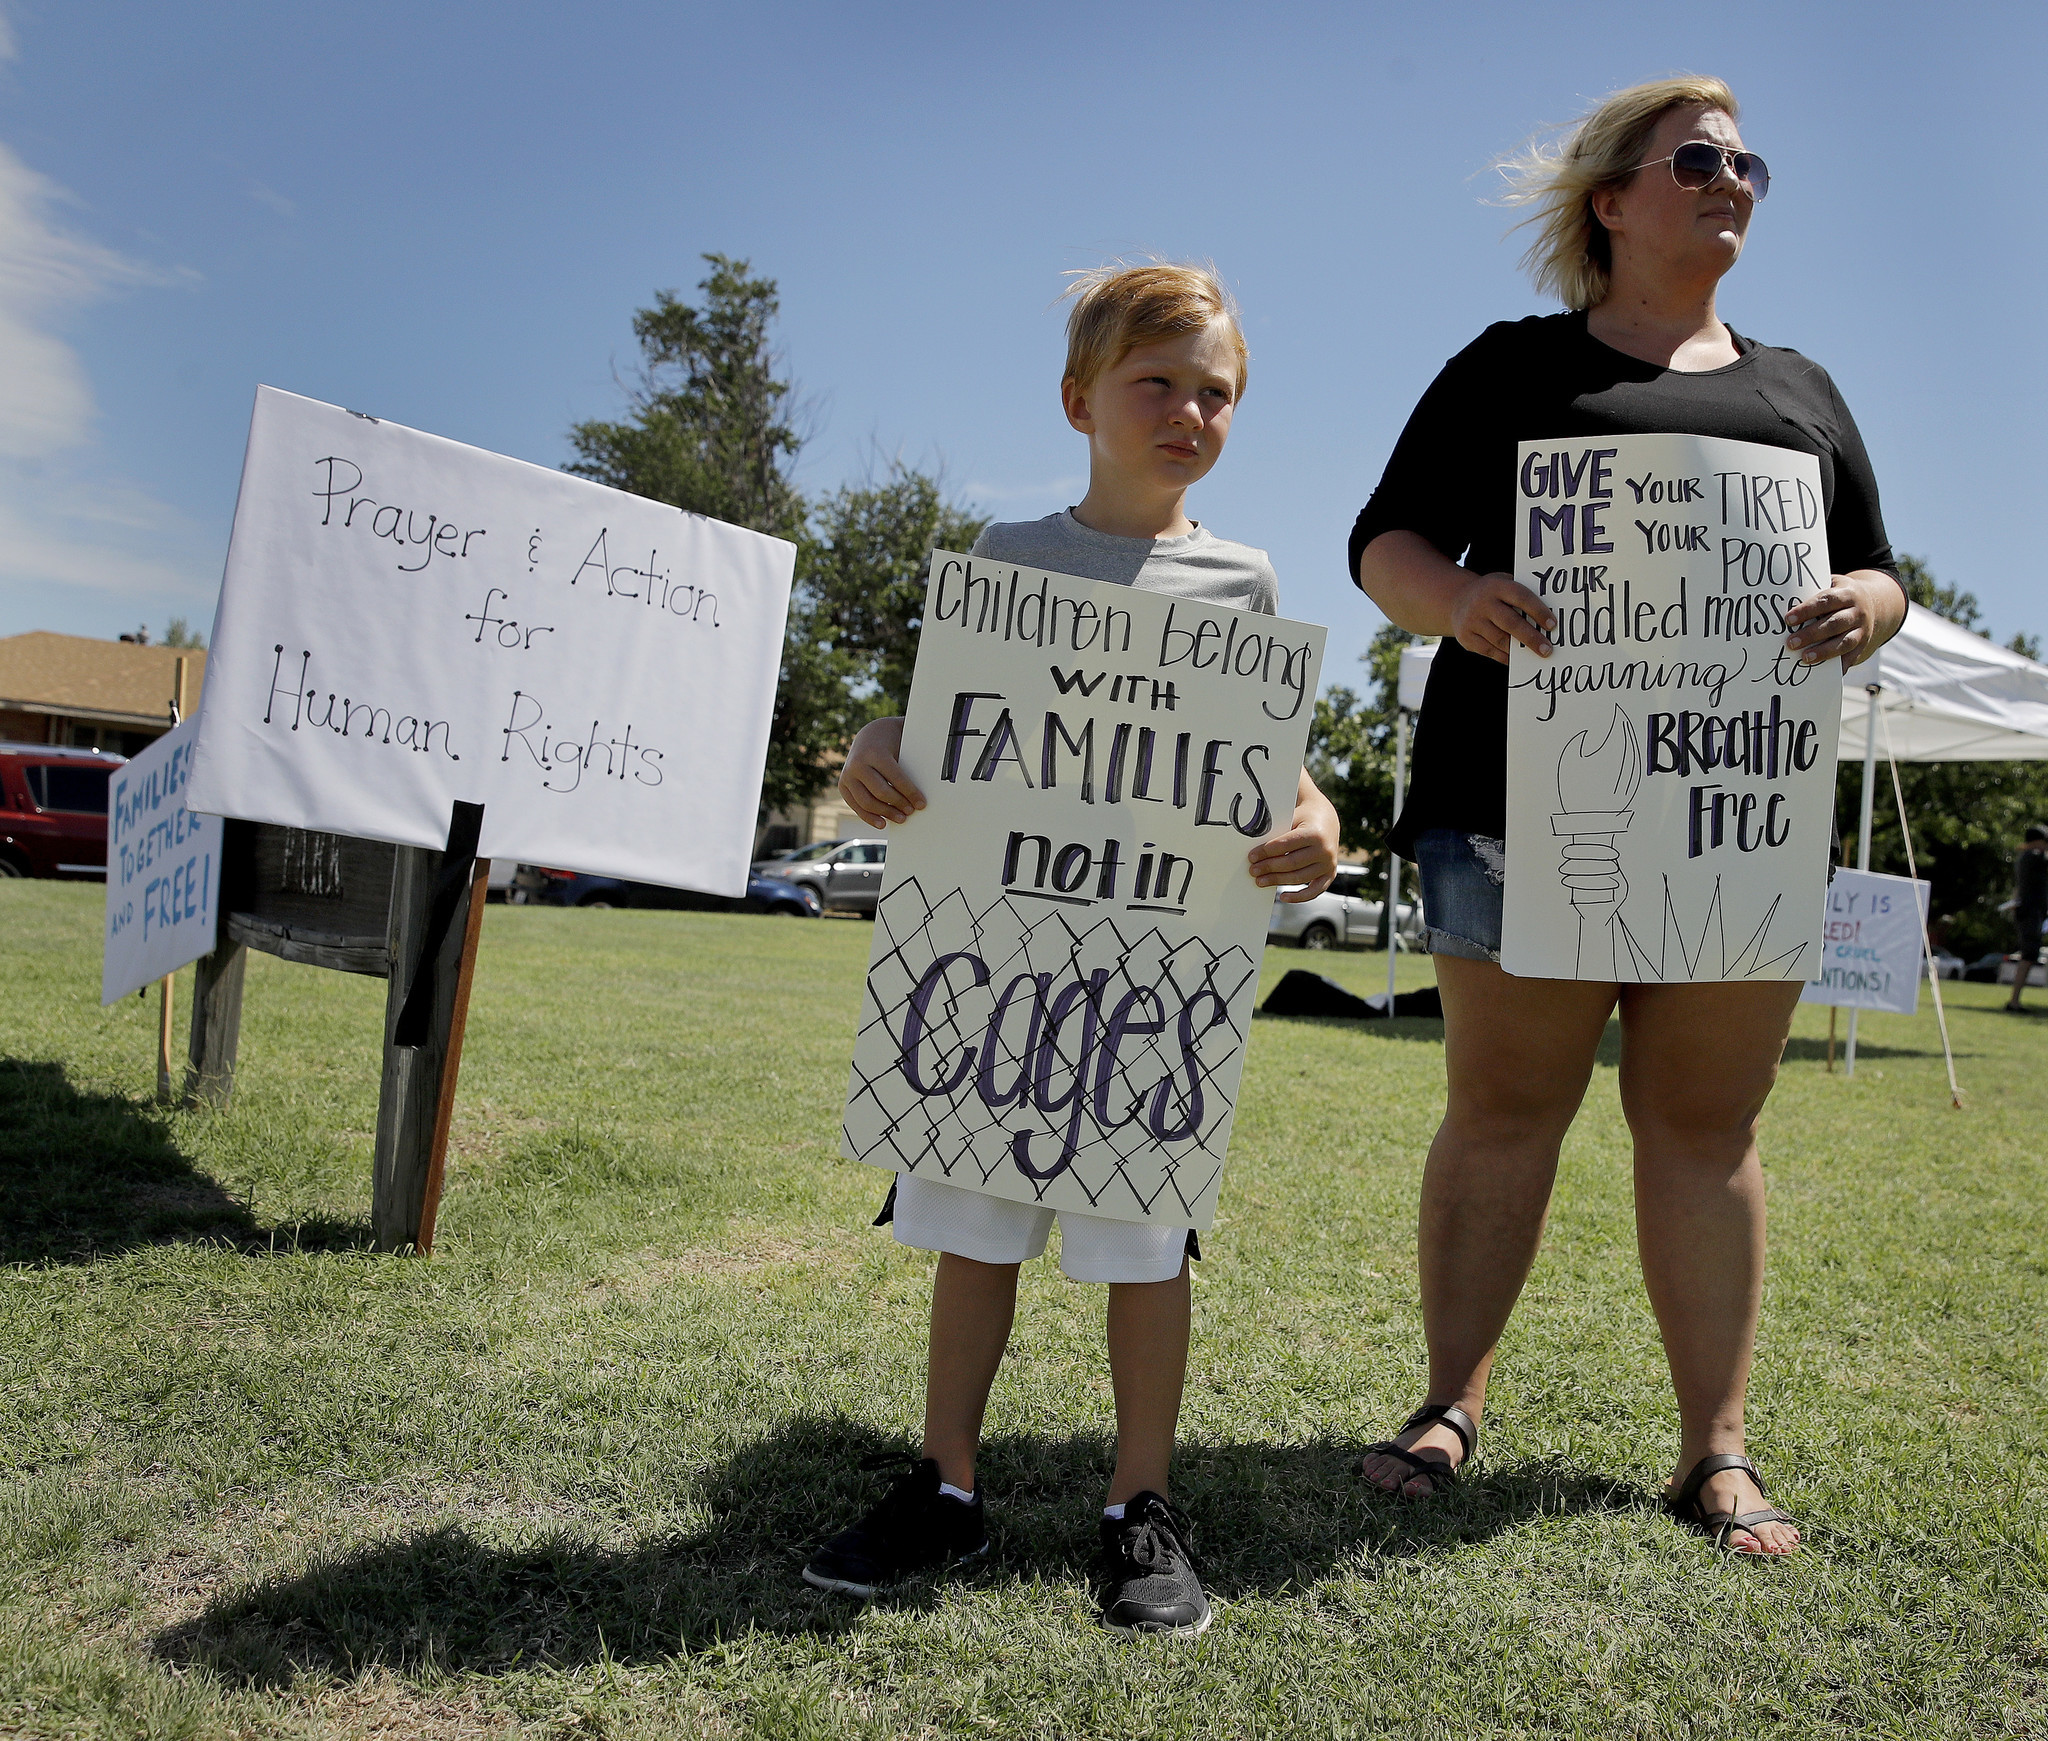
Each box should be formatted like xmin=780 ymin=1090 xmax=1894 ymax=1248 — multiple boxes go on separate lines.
xmin=840 ymin=553 xmax=1326 ymax=1231
xmin=1501 ymin=433 xmax=1844 ymax=983
xmin=187 ymin=387 xmax=795 ymax=896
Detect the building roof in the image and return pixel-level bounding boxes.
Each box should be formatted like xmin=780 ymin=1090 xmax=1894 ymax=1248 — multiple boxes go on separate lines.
xmin=0 ymin=632 xmax=208 ymax=726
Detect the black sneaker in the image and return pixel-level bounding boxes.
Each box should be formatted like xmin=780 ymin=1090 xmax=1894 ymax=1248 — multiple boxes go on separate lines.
xmin=802 ymin=1454 xmax=988 ymax=1598
xmin=1097 ymin=1491 xmax=1211 ymax=1636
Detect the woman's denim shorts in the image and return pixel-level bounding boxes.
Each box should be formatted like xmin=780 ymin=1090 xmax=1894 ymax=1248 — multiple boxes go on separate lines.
xmin=1413 ymin=828 xmax=1505 ymax=963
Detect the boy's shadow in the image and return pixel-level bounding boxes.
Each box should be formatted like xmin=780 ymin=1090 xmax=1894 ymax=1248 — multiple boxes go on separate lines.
xmin=155 ymin=1415 xmax=1640 ymax=1687
xmin=0 ymin=1058 xmax=369 ymax=1263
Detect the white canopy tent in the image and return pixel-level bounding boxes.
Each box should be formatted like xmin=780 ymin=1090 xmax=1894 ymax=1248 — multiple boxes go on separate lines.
xmin=1838 ymin=607 xmax=2048 ymax=763
xmin=1834 ymin=608 xmax=2048 ymax=1076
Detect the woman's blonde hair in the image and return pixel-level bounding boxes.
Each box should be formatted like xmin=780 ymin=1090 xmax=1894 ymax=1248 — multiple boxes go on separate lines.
xmin=1061 ymin=260 xmax=1248 ymax=398
xmin=1497 ymin=75 xmax=1741 ymax=311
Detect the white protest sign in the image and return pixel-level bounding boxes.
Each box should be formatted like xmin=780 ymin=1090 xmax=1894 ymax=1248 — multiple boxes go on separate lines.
xmin=188 ymin=387 xmax=795 ymax=893
xmin=102 ymin=719 xmax=224 ymax=1004
xmin=1799 ymin=867 xmax=1930 ymax=1015
xmin=1503 ymin=433 xmax=1843 ymax=982
xmin=840 ymin=553 xmax=1325 ymax=1229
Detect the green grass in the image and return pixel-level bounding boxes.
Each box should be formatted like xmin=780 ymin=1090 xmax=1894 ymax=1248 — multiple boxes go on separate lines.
xmin=2 ymin=881 xmax=2043 ymax=1739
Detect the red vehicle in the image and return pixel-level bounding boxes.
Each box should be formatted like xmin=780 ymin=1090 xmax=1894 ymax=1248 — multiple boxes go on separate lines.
xmin=0 ymin=744 xmax=125 ymax=879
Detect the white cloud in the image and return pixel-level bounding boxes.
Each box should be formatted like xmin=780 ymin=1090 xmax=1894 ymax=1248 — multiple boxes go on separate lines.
xmin=964 ymin=473 xmax=1086 ymax=503
xmin=0 ymin=135 xmax=212 ymax=617
xmin=0 ymin=145 xmax=187 ymax=459
xmin=245 ymin=179 xmax=295 ymax=218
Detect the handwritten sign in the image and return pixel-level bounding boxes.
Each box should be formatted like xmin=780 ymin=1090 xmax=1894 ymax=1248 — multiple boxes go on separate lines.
xmin=1799 ymin=868 xmax=1930 ymax=1015
xmin=102 ymin=719 xmax=223 ymax=1004
xmin=1502 ymin=433 xmax=1843 ymax=982
xmin=188 ymin=387 xmax=795 ymax=893
xmin=840 ymin=552 xmax=1325 ymax=1229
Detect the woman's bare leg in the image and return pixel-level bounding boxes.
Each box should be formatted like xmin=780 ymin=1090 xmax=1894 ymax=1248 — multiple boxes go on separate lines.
xmin=1619 ymin=979 xmax=1803 ymax=1554
xmin=1361 ymin=956 xmax=1617 ymax=1494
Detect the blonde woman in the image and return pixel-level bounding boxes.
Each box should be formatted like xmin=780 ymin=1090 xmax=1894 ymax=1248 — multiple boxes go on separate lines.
xmin=1351 ymin=76 xmax=1906 ymax=1554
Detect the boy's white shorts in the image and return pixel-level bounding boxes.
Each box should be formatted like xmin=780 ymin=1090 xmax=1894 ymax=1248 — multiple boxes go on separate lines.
xmin=888 ymin=1172 xmax=1190 ymax=1284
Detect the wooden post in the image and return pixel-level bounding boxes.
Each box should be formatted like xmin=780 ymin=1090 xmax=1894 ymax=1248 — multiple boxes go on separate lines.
xmin=156 ymin=973 xmax=177 ymax=1102
xmin=1826 ymin=1005 xmax=1837 ymax=1073
xmin=155 ymin=655 xmax=191 ymax=1105
xmin=183 ymin=942 xmax=248 ymax=1109
xmin=371 ymin=808 xmax=488 ymax=1255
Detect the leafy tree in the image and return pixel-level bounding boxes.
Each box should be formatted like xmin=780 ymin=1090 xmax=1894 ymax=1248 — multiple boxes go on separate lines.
xmin=1837 ymin=554 xmax=2048 ymax=957
xmin=568 ymin=261 xmax=983 ymax=815
xmin=566 ymin=255 xmax=805 ymax=541
xmin=804 ymin=464 xmax=987 ymax=718
xmin=1306 ymin=623 xmax=1421 ymax=857
xmin=159 ymin=618 xmax=205 ymax=650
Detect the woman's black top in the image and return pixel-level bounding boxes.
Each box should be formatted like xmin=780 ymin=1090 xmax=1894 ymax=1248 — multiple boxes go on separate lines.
xmin=1351 ymin=310 xmax=1901 ymax=855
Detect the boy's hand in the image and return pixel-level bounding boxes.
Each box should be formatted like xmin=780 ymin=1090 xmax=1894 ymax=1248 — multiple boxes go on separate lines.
xmin=839 ymin=716 xmax=926 ymax=828
xmin=1250 ymin=771 xmax=1340 ymax=902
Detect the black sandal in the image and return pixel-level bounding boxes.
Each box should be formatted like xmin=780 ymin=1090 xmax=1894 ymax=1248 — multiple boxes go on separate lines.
xmin=1668 ymin=1453 xmax=1798 ymax=1553
xmin=1360 ymin=1403 xmax=1477 ymax=1495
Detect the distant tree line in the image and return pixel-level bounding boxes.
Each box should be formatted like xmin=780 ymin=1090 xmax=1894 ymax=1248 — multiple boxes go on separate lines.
xmin=566 ymin=256 xmax=984 ymax=817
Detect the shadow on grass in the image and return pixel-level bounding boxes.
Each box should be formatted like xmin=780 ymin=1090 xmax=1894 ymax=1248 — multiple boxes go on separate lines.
xmin=0 ymin=1058 xmax=369 ymax=1263
xmin=1254 ymin=1014 xmax=1445 ymax=1044
xmin=1777 ymin=1035 xmax=1965 ymax=1064
xmin=156 ymin=1415 xmax=1641 ymax=1685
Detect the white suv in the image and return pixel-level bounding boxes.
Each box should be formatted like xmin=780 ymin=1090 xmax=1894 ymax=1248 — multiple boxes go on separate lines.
xmin=1268 ymin=865 xmax=1424 ymax=951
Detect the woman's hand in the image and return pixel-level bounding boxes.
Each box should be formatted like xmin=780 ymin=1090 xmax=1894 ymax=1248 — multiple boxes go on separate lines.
xmin=1785 ymin=571 xmax=1907 ymax=669
xmin=1250 ymin=771 xmax=1341 ymax=901
xmin=1448 ymin=570 xmax=1556 ymax=665
xmin=838 ymin=717 xmax=925 ymax=828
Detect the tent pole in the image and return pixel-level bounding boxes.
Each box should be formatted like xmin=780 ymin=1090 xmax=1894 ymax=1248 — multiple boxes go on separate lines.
xmin=1387 ymin=709 xmax=1408 ymax=1003
xmin=1845 ymin=681 xmax=1882 ymax=1077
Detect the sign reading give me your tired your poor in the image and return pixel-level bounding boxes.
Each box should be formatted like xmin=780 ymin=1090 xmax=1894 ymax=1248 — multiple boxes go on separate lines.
xmin=1502 ymin=432 xmax=1844 ymax=983
xmin=188 ymin=387 xmax=796 ymax=894
xmin=841 ymin=552 xmax=1326 ymax=1231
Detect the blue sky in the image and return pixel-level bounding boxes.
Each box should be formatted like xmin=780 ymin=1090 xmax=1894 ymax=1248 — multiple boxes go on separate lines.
xmin=1 ymin=0 xmax=2040 ymax=682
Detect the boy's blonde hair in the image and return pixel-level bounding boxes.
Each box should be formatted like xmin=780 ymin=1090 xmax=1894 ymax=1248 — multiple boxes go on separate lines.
xmin=1061 ymin=261 xmax=1248 ymax=398
xmin=1497 ymin=75 xmax=1741 ymax=311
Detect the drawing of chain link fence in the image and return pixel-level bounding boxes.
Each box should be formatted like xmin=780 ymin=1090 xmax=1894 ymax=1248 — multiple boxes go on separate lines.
xmin=842 ymin=877 xmax=1259 ymax=1227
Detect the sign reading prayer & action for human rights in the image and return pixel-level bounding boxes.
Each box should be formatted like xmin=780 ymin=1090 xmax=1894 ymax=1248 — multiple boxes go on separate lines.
xmin=1502 ymin=433 xmax=1843 ymax=982
xmin=188 ymin=387 xmax=795 ymax=894
xmin=840 ymin=553 xmax=1325 ymax=1229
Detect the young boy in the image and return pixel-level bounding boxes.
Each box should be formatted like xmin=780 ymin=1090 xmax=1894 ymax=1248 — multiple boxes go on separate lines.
xmin=805 ymin=262 xmax=1340 ymax=1635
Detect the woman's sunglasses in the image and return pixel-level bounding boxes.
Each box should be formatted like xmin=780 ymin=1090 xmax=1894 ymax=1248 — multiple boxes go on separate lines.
xmin=1635 ymin=140 xmax=1770 ymax=201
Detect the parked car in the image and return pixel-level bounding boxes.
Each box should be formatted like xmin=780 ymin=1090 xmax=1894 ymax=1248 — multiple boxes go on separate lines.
xmin=1268 ymin=865 xmax=1424 ymax=951
xmin=753 ymin=838 xmax=854 ymax=876
xmin=0 ymin=744 xmax=124 ymax=878
xmin=527 ymin=867 xmax=820 ymax=916
xmin=754 ymin=837 xmax=889 ymax=915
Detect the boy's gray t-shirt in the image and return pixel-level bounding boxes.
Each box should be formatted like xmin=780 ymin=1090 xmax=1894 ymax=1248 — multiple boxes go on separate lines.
xmin=968 ymin=511 xmax=1279 ymax=616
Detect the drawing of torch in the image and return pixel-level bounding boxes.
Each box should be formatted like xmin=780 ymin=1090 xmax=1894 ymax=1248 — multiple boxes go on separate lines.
xmin=1552 ymin=705 xmax=1643 ymax=980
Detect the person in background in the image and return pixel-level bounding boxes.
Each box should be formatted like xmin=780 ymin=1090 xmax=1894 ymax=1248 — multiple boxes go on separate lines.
xmin=1350 ymin=76 xmax=1907 ymax=1554
xmin=2006 ymin=824 xmax=2048 ymax=1011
